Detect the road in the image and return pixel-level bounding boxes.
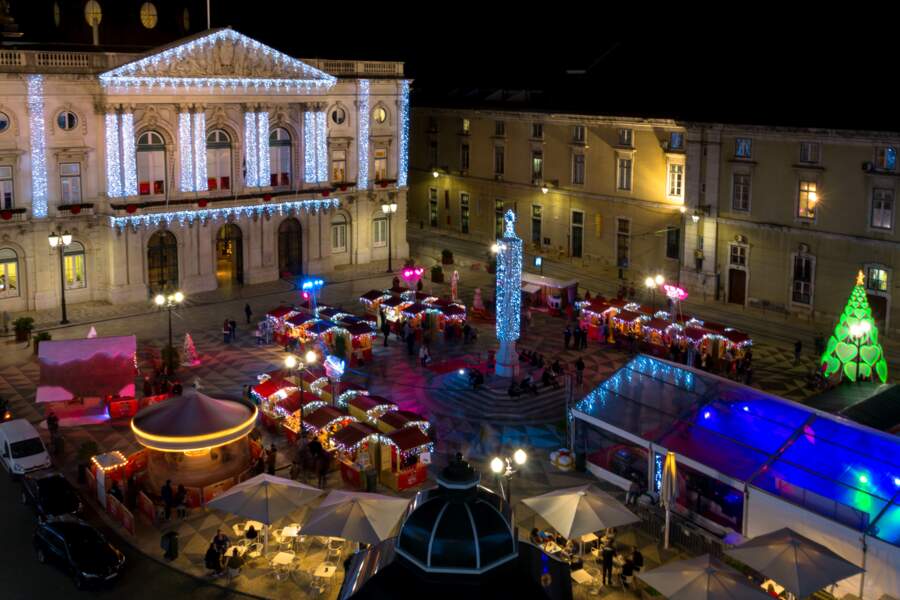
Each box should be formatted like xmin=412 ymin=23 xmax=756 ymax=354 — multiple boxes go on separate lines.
xmin=0 ymin=472 xmax=251 ymax=600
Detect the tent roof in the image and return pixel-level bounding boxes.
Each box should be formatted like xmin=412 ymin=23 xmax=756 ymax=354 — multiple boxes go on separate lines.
xmin=387 ymin=426 xmax=431 ymax=452
xmin=361 ymin=290 xmax=388 ymax=302
xmin=305 ymin=406 xmax=352 ymax=430
xmin=286 ymin=312 xmax=316 ymax=326
xmin=332 ymin=422 xmax=379 ymax=449
xmin=251 ymin=376 xmax=294 ymax=399
xmin=349 ymin=394 xmax=395 ymax=412
xmin=267 ymin=305 xmax=295 ymax=319
xmin=380 ymin=410 xmax=426 ymax=430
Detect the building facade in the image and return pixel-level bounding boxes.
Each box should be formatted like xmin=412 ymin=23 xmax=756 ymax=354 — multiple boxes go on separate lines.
xmin=409 ymin=108 xmax=687 ymax=287
xmin=0 ymin=28 xmax=410 ymax=313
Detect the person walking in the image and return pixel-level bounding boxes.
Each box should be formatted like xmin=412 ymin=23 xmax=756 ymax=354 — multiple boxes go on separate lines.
xmin=573 ymin=324 xmax=583 ymax=350
xmin=575 ymin=357 xmax=585 ymax=385
xmin=564 ymin=325 xmax=572 ymax=350
xmin=419 ymin=343 xmax=431 ymax=368
xmin=406 ymin=327 xmax=416 ymax=356
xmin=222 ymin=319 xmax=231 ymax=343
xmin=266 ymin=443 xmax=277 ymax=475
xmin=244 ymin=303 xmax=252 ymax=324
xmin=794 ymin=339 xmax=802 ymax=364
xmin=580 ymin=323 xmax=588 ymax=350
xmin=381 ymin=315 xmax=391 ymax=347
xmin=229 ymin=319 xmax=237 ymax=341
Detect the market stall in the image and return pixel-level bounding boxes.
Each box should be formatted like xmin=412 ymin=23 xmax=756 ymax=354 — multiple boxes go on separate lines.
xmin=401 ymin=290 xmax=438 ymax=304
xmin=375 ymin=409 xmax=429 ymax=435
xmin=400 ymin=303 xmax=429 ymax=334
xmin=348 ymin=394 xmax=398 ymax=425
xmin=250 ymin=372 xmax=300 ymax=429
xmin=580 ymin=298 xmax=612 ymax=341
xmin=303 ymin=405 xmax=356 ymax=448
xmin=317 ymin=306 xmax=353 ymax=322
xmin=360 ymin=290 xmax=390 ymax=316
xmin=267 ymin=306 xmax=298 ymax=344
xmin=343 ymin=322 xmax=375 ymax=366
xmin=379 ymin=426 xmax=432 ymax=491
xmin=381 ymin=297 xmax=410 ymax=330
xmin=439 ymin=304 xmax=467 ymax=336
xmin=521 ymin=272 xmax=579 ymax=313
xmin=284 ymin=312 xmax=317 ymax=343
xmin=334 ymin=422 xmax=381 ymax=489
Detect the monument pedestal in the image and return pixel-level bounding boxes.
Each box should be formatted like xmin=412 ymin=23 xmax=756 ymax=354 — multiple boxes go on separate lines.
xmin=495 ymin=340 xmax=520 ymax=378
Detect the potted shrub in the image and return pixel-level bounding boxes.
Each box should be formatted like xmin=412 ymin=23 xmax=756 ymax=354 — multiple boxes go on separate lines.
xmin=13 ymin=317 xmax=34 ymax=343
xmin=76 ymin=440 xmax=99 ymax=483
xmin=441 ymin=249 xmax=454 ymax=265
xmin=431 ymin=265 xmax=444 ymax=283
xmin=33 ymin=331 xmax=52 ymax=355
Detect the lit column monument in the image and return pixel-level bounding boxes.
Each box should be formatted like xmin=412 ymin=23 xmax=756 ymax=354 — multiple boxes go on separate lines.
xmin=495 ymin=210 xmax=522 ymax=378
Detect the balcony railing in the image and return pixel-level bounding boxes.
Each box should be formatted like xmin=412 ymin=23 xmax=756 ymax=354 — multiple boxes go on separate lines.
xmin=0 ymin=50 xmax=141 ymax=73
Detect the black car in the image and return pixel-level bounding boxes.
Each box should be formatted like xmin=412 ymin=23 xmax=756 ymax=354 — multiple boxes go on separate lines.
xmin=34 ymin=519 xmax=125 ymax=588
xmin=21 ymin=472 xmax=82 ymax=520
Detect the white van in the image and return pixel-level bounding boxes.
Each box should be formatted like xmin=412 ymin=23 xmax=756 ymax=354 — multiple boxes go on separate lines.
xmin=0 ymin=419 xmax=51 ymax=477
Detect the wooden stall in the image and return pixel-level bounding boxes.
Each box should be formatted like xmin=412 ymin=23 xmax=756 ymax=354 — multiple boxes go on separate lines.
xmin=379 ymin=426 xmax=432 ymax=491
xmin=347 ymin=394 xmax=398 ymax=425
xmin=302 ymin=406 xmax=357 ymax=452
xmin=521 ymin=272 xmax=579 ymax=313
xmin=334 ymin=422 xmax=380 ymax=489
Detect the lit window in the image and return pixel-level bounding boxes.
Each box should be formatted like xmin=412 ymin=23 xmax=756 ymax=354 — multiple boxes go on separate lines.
xmin=531 ymin=151 xmax=543 ymax=184
xmin=800 ymin=142 xmax=820 ymax=164
xmin=60 ymin=162 xmax=82 ymax=204
xmin=331 ymin=106 xmax=346 ymax=125
xmin=732 ymin=173 xmax=751 ymax=211
xmin=0 ymin=248 xmax=19 ymax=298
xmin=269 ymin=128 xmax=291 ymax=187
xmin=331 ymin=150 xmax=346 ymax=183
xmin=730 ymin=245 xmax=747 ymax=267
xmin=531 ymin=123 xmax=543 ymax=139
xmin=461 ymin=118 xmax=470 ymax=133
xmin=668 ymin=163 xmax=684 ymax=198
xmin=735 ymin=138 xmax=752 ymax=158
xmin=792 ymin=254 xmax=813 ymax=305
xmin=876 ymin=146 xmax=896 ymax=171
xmin=872 ymin=188 xmax=894 ymax=230
xmin=373 ymin=218 xmax=387 ymax=247
xmin=331 ymin=219 xmax=347 ymax=253
xmin=140 ymin=2 xmax=157 ymax=29
xmin=617 ymin=157 xmax=632 ymax=191
xmin=64 ymin=241 xmax=86 ymax=290
xmin=0 ymin=112 xmax=9 ymax=133
xmin=573 ymin=125 xmax=586 ymax=143
xmin=460 ymin=192 xmax=470 ymax=234
xmin=618 ymin=128 xmax=633 ymax=147
xmin=373 ymin=148 xmax=387 ymax=181
xmin=0 ymin=165 xmax=13 ymax=209
xmin=137 ymin=131 xmax=165 ymax=196
xmin=572 ymin=153 xmax=585 ymax=185
xmin=206 ymin=129 xmax=231 ymax=191
xmin=867 ymin=267 xmax=888 ymax=292
xmin=669 ymin=132 xmax=684 ymax=150
xmin=57 ymin=111 xmax=77 ymax=131
xmin=798 ymin=180 xmax=817 ymax=219
xmin=372 ymin=106 xmax=387 ymax=124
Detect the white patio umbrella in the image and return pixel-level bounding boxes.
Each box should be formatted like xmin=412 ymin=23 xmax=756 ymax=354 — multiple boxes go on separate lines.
xmin=206 ymin=474 xmax=323 ymax=551
xmin=520 ymin=484 xmax=638 ymax=540
xmin=725 ymin=528 xmax=864 ymax=598
xmin=661 ymin=451 xmax=678 ymax=549
xmin=300 ymin=490 xmax=411 ymax=545
xmin=638 ymin=554 xmax=771 ymax=600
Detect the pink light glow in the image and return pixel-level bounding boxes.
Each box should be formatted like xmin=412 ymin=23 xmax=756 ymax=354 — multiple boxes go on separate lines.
xmin=401 ymin=267 xmax=425 ymax=283
xmin=663 ymin=284 xmax=688 ymax=301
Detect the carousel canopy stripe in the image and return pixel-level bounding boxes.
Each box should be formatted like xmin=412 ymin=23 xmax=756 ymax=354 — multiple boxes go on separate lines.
xmin=361 ymin=290 xmax=389 ymax=302
xmin=345 ymin=322 xmax=376 ymax=336
xmin=131 ymin=390 xmax=256 ymax=452
xmin=645 ymin=318 xmax=673 ymax=331
xmin=613 ymin=310 xmax=644 ymax=323
xmin=252 ymin=377 xmax=294 ymax=399
xmin=305 ymin=406 xmax=351 ymax=429
xmin=267 ymin=306 xmax=296 ymax=319
xmin=286 ymin=312 xmax=316 ymax=326
xmin=333 ymin=422 xmax=379 ymax=448
xmin=386 ymin=426 xmax=431 ymax=451
xmin=402 ymin=303 xmax=428 ymax=315
xmin=382 ymin=297 xmax=405 ymax=308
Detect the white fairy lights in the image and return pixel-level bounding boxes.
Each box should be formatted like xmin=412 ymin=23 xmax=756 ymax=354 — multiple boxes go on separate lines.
xmin=178 ymin=112 xmax=194 ymax=192
xmin=257 ymin=111 xmax=270 ymax=187
xmin=398 ymin=80 xmax=409 ymax=188
xmin=244 ymin=111 xmax=258 ymax=187
xmin=192 ymin=111 xmax=208 ymax=192
xmin=26 ymin=75 xmax=48 ymax=217
xmin=105 ymin=112 xmax=123 ymax=198
xmin=315 ymin=110 xmax=328 ymax=183
xmin=98 ymin=29 xmax=337 ymax=92
xmin=303 ymin=111 xmax=315 ymax=184
xmin=496 ymin=210 xmax=522 ymax=342
xmin=357 ymin=79 xmax=370 ymax=189
xmin=121 ymin=112 xmax=137 ymax=196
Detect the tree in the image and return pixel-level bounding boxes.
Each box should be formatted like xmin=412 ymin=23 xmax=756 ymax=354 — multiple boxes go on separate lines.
xmin=182 ymin=333 xmax=199 ymax=366
xmin=820 ymin=271 xmax=888 ymax=383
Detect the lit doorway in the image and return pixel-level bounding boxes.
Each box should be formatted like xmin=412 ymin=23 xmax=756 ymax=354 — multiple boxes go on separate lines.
xmin=278 ymin=218 xmax=303 ymax=277
xmin=216 ymin=223 xmax=243 ymax=287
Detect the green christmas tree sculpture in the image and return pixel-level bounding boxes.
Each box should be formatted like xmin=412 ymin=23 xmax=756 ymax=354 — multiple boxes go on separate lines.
xmin=820 ymin=270 xmax=888 ymax=383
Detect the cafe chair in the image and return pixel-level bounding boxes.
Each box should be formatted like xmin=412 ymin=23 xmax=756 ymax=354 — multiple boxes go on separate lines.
xmin=245 ymin=543 xmax=264 ymax=561
xmin=232 ymin=522 xmax=246 ymax=537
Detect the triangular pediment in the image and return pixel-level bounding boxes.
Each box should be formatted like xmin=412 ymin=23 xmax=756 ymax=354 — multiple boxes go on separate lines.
xmin=99 ymin=28 xmax=336 ymax=90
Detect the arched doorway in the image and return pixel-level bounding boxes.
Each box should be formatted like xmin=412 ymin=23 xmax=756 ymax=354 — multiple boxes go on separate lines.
xmin=216 ymin=223 xmax=243 ymax=287
xmin=147 ymin=231 xmax=178 ymax=294
xmin=278 ymin=218 xmax=303 ymax=277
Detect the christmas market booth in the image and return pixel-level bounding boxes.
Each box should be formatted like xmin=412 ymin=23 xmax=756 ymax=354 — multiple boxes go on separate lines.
xmin=342 ymin=322 xmax=376 ymax=366
xmin=302 ymin=405 xmax=356 ymax=453
xmin=284 ymin=312 xmax=320 ymax=343
xmin=348 ymin=394 xmax=398 ymax=425
xmin=334 ymin=421 xmax=381 ymax=490
xmin=521 ymin=272 xmax=578 ymax=313
xmin=37 ymin=335 xmax=139 ymax=425
xmin=267 ymin=305 xmax=299 ymax=344
xmin=379 ymin=425 xmax=432 ymax=491
xmin=380 ymin=296 xmax=411 ymax=331
xmin=375 ymin=409 xmax=430 ymax=435
xmin=360 ymin=289 xmax=390 ymax=316
xmin=250 ymin=370 xmax=300 ymax=429
xmin=130 ymin=389 xmax=261 ymax=507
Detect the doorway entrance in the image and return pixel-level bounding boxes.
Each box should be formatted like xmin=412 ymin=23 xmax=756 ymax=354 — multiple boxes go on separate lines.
xmin=147 ymin=230 xmax=178 ymax=295
xmin=216 ymin=223 xmax=243 ymax=287
xmin=728 ymin=269 xmax=746 ymax=305
xmin=278 ymin=218 xmax=303 ymax=277
xmin=867 ymin=294 xmax=888 ymax=330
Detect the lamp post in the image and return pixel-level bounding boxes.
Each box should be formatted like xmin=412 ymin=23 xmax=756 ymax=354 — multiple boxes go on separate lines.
xmin=644 ymin=274 xmax=664 ymax=312
xmin=48 ymin=230 xmax=73 ymax=325
xmin=381 ymin=201 xmax=398 ymax=273
xmin=154 ymin=289 xmax=185 ymax=354
xmin=285 ymin=350 xmax=318 ymax=435
xmin=849 ymin=321 xmax=871 ymax=383
xmin=490 ymin=448 xmax=527 ymax=504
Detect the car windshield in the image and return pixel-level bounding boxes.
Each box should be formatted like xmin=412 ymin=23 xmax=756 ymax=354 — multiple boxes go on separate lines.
xmin=67 ymin=528 xmax=108 ymax=556
xmin=10 ymin=437 xmax=45 ymax=458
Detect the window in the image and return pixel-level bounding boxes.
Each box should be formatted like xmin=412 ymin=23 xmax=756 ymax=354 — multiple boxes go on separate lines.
xmin=572 ymin=154 xmax=585 ymax=185
xmin=460 ymin=193 xmax=470 ymax=234
xmin=531 ymin=205 xmax=542 ymax=245
xmin=494 ymin=146 xmax=505 ymax=175
xmin=331 ymin=219 xmax=347 ymax=253
xmin=531 ymin=151 xmax=543 ymax=184
xmin=876 ymin=146 xmax=896 ymax=171
xmin=331 ymin=150 xmax=346 ymax=183
xmin=617 ymin=128 xmax=633 ymax=147
xmin=269 ymin=128 xmax=291 ymax=187
xmin=798 ymin=180 xmax=817 ymax=219
xmin=0 ymin=112 xmax=9 ymax=133
xmin=63 ymin=241 xmax=86 ymax=290
xmin=730 ymin=244 xmax=747 ymax=267
xmin=0 ymin=248 xmax=18 ymax=298
xmin=57 ymin=111 xmax=77 ymax=131
xmin=461 ymin=118 xmax=470 ymax=133
xmin=59 ymin=163 xmax=81 ymax=204
xmin=331 ymin=107 xmax=346 ymax=125
xmin=372 ymin=106 xmax=387 ymax=124
xmin=206 ymin=129 xmax=231 ymax=191
xmin=666 ymin=227 xmax=680 ymax=260
xmin=617 ymin=157 xmax=632 ymax=191
xmin=735 ymin=138 xmax=752 ymax=158
xmin=572 ymin=211 xmax=584 ymax=258
xmin=668 ymin=162 xmax=684 ymax=198
xmin=429 ymin=188 xmax=438 ymax=227
xmin=373 ymin=218 xmax=387 ymax=247
xmin=867 ymin=267 xmax=888 ymax=292
xmin=732 ymin=173 xmax=751 ymax=211
xmin=140 ymin=2 xmax=157 ymax=28
xmin=573 ymin=125 xmax=586 ymax=143
xmin=137 ymin=131 xmax=165 ymax=196
xmin=616 ymin=218 xmax=630 ymax=268
xmin=494 ymin=121 xmax=505 ymax=136
xmin=495 ymin=200 xmax=504 ymax=237
xmin=373 ymin=148 xmax=387 ymax=181
xmin=800 ymin=142 xmax=820 ymax=164
xmin=669 ymin=132 xmax=684 ymax=150
xmin=872 ymin=188 xmax=894 ymax=230
xmin=792 ymin=254 xmax=813 ymax=305
xmin=460 ymin=143 xmax=469 ymax=171
xmin=531 ymin=123 xmax=543 ymax=139
xmin=429 ymin=141 xmax=438 ymax=167
xmin=0 ymin=165 xmax=13 ymax=209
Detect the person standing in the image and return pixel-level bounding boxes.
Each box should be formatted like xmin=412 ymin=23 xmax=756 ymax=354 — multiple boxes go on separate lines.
xmin=573 ymin=324 xmax=582 ymax=350
xmin=794 ymin=339 xmax=802 ymax=364
xmin=580 ymin=324 xmax=588 ymax=350
xmin=575 ymin=357 xmax=585 ymax=385
xmin=174 ymin=484 xmax=187 ymax=518
xmin=229 ymin=319 xmax=237 ymax=341
xmin=381 ymin=314 xmax=391 ymax=347
xmin=223 ymin=319 xmax=231 ymax=343
xmin=316 ymin=450 xmax=330 ymax=488
xmin=161 ymin=479 xmax=174 ymax=520
xmin=600 ymin=542 xmax=616 ymax=586
xmin=244 ymin=303 xmax=252 ymax=324
xmin=266 ymin=443 xmax=277 ymax=475
xmin=406 ymin=327 xmax=416 ymax=356
xmin=564 ymin=325 xmax=572 ymax=350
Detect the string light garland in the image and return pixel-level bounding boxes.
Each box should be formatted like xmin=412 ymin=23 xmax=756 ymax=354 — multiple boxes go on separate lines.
xmin=108 ymin=197 xmax=339 ymax=230
xmin=303 ymin=111 xmax=315 ymax=183
xmin=357 ymin=79 xmax=370 ymax=189
xmin=105 ymin=112 xmax=123 ymax=198
xmin=496 ymin=210 xmax=522 ymax=342
xmin=178 ymin=112 xmax=194 ymax=192
xmin=98 ymin=29 xmax=337 ymax=91
xmin=257 ymin=111 xmax=270 ymax=187
xmin=26 ymin=75 xmax=48 ymax=218
xmin=121 ymin=112 xmax=138 ymax=196
xmin=315 ymin=110 xmax=328 ymax=183
xmin=398 ymin=80 xmax=409 ymax=187
xmin=244 ymin=111 xmax=258 ymax=187
xmin=192 ymin=111 xmax=208 ymax=191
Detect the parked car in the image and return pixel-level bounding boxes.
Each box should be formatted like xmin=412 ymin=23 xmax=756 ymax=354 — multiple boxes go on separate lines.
xmin=0 ymin=418 xmax=51 ymax=478
xmin=22 ymin=472 xmax=82 ymax=520
xmin=34 ymin=518 xmax=125 ymax=589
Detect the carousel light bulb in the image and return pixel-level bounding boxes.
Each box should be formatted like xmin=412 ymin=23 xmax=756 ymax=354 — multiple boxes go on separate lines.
xmin=490 ymin=457 xmax=504 ymax=474
xmin=513 ymin=448 xmax=527 ymax=465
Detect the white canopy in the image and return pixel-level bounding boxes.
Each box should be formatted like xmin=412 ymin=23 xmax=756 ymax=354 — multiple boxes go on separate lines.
xmin=520 ymin=484 xmax=637 ymax=539
xmin=300 ymin=490 xmax=410 ymax=545
xmin=638 ymin=555 xmax=771 ymax=600
xmin=206 ymin=474 xmax=322 ymax=525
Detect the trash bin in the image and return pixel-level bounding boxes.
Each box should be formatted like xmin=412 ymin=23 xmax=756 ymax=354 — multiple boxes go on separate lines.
xmin=363 ymin=467 xmax=378 ymax=492
xmin=161 ymin=530 xmax=179 ymax=561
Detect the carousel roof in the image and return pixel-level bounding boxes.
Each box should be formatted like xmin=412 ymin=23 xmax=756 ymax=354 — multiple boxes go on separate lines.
xmin=131 ymin=388 xmax=257 ymax=452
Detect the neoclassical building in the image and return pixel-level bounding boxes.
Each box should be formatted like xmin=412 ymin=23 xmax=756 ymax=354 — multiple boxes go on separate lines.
xmin=0 ymin=27 xmax=409 ymax=313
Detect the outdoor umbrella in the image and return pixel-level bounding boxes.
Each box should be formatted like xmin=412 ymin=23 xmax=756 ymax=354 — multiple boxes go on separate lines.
xmin=520 ymin=484 xmax=638 ymax=540
xmin=661 ymin=451 xmax=678 ymax=549
xmin=638 ymin=554 xmax=771 ymax=600
xmin=206 ymin=474 xmax=323 ymax=551
xmin=725 ymin=528 xmax=864 ymax=598
xmin=300 ymin=490 xmax=411 ymax=545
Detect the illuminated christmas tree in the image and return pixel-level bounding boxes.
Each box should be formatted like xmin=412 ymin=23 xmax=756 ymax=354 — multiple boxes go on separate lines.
xmin=182 ymin=333 xmax=199 ymax=366
xmin=820 ymin=271 xmax=888 ymax=383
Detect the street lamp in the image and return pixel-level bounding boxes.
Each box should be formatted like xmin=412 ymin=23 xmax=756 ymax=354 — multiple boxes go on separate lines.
xmin=154 ymin=289 xmax=185 ymax=358
xmin=48 ymin=229 xmax=73 ymax=324
xmin=849 ymin=321 xmax=871 ymax=382
xmin=284 ymin=350 xmax=318 ymax=435
xmin=644 ymin=274 xmax=664 ymax=312
xmin=381 ymin=201 xmax=398 ymax=273
xmin=490 ymin=449 xmax=527 ymax=504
